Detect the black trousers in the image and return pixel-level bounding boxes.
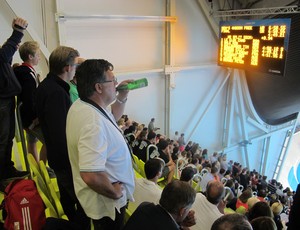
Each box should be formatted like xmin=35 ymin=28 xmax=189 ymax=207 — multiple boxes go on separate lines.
xmin=92 ymin=206 xmax=126 ymax=230
xmin=55 ymin=169 xmax=90 ymax=230
xmin=0 ymin=97 xmax=16 ymax=179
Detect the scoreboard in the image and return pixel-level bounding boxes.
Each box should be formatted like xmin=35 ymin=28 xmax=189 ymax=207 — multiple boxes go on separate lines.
xmin=218 ymin=19 xmax=291 ymax=75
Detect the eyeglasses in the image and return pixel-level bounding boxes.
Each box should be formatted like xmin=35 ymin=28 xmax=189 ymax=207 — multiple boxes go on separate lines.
xmin=99 ymin=78 xmax=118 ymax=84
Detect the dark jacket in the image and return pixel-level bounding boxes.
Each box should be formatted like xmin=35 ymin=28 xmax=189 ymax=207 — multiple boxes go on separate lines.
xmin=123 ymin=202 xmax=180 ymax=230
xmin=35 ymin=73 xmax=72 ymax=172
xmin=0 ymin=30 xmax=23 ymax=98
xmin=288 ymin=184 xmax=300 ymax=230
xmin=14 ymin=64 xmax=38 ymax=128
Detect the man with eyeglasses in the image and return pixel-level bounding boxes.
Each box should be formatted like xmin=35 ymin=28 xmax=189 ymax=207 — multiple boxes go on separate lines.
xmin=35 ymin=46 xmax=89 ymax=228
xmin=66 ymin=59 xmax=135 ymax=230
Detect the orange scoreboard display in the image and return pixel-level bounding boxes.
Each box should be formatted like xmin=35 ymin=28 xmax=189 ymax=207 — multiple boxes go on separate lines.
xmin=218 ymin=19 xmax=291 ymax=75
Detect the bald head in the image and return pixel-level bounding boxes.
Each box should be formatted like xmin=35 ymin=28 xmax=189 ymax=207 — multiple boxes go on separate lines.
xmin=206 ymin=180 xmax=224 ymax=205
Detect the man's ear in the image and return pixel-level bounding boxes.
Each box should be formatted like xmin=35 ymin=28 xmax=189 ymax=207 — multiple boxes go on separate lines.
xmin=63 ymin=65 xmax=71 ymax=73
xmin=178 ymin=207 xmax=186 ymax=218
xmin=95 ymin=83 xmax=102 ymax=94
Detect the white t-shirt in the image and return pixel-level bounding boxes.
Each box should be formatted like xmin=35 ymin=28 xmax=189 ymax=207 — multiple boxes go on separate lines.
xmin=128 ymin=178 xmax=162 ymax=213
xmin=191 ymin=193 xmax=223 ymax=230
xmin=66 ymin=99 xmax=135 ymax=220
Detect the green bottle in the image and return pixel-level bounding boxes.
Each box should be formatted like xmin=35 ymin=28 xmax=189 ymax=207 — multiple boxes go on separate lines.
xmin=116 ymin=78 xmax=148 ymax=91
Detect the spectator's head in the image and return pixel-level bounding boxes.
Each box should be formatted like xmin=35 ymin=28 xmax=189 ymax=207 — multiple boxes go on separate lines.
xmin=257 ymin=189 xmax=266 ymax=198
xmin=239 ymin=188 xmax=253 ymax=204
xmin=49 ymin=46 xmax=80 ymax=77
xmin=271 ymin=202 xmax=283 ymax=216
xmin=137 ymin=130 xmax=147 ymax=140
xmin=151 ymin=118 xmax=155 ymax=122
xmin=147 ymin=131 xmax=156 ymax=142
xmin=19 ymin=41 xmax=40 ymax=64
xmin=206 ymin=180 xmax=224 ymax=205
xmin=250 ymin=216 xmax=276 ymax=230
xmin=180 ymin=167 xmax=196 ymax=184
xmin=211 ymin=214 xmax=252 ymax=230
xmin=124 ymin=125 xmax=136 ymax=135
xmin=247 ymin=197 xmax=260 ymax=210
xmin=211 ymin=166 xmax=219 ymax=175
xmin=159 ymin=180 xmax=196 ymax=223
xmin=157 ymin=139 xmax=169 ymax=152
xmin=144 ymin=159 xmax=164 ymax=180
xmin=76 ymin=59 xmax=116 ymax=100
xmin=248 ymin=201 xmax=273 ymax=221
xmin=219 ymin=168 xmax=226 ymax=175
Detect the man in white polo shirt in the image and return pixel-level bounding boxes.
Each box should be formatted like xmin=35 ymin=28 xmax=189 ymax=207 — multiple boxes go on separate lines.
xmin=66 ymin=59 xmax=135 ymax=230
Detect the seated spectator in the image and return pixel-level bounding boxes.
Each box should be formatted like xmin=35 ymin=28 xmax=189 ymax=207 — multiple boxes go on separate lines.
xmin=171 ymin=146 xmax=179 ymax=162
xmin=199 ymin=166 xmax=214 ymax=193
xmin=157 ymin=139 xmax=175 ymax=184
xmin=186 ymin=157 xmax=199 ymax=173
xmin=236 ymin=188 xmax=253 ymax=214
xmin=202 ymin=148 xmax=208 ymax=160
xmin=220 ymin=154 xmax=228 ymax=171
xmin=189 ymin=143 xmax=200 ymax=156
xmin=239 ymin=168 xmax=250 ymax=189
xmin=117 ymin=117 xmax=125 ymax=130
xmin=257 ymin=175 xmax=268 ymax=192
xmin=211 ymin=166 xmax=220 ymax=181
xmin=257 ymin=189 xmax=267 ymax=202
xmin=180 ymin=166 xmax=196 ymax=185
xmin=184 ymin=141 xmax=193 ymax=152
xmin=132 ymin=131 xmax=158 ymax=162
xmin=268 ymin=179 xmax=277 ymax=194
xmin=250 ymin=216 xmax=277 ymax=230
xmin=271 ymin=202 xmax=283 ymax=230
xmin=209 ymin=152 xmax=218 ymax=164
xmin=128 ymin=159 xmax=164 ymax=213
xmin=247 ymin=197 xmax=260 ymax=210
xmin=191 ymin=180 xmax=225 ymax=230
xmin=124 ymin=125 xmax=136 ymax=146
xmin=123 ymin=180 xmax=196 ymax=230
xmin=211 ymin=213 xmax=252 ymax=230
xmin=247 ymin=201 xmax=273 ymax=222
xmin=218 ymin=168 xmax=226 ymax=180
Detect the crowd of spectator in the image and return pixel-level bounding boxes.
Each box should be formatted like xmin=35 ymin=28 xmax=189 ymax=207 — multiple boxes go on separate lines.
xmin=120 ymin=114 xmax=300 ymax=229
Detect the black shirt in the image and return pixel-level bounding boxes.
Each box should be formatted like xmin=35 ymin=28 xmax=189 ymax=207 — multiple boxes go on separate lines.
xmin=36 ymin=73 xmax=71 ymax=171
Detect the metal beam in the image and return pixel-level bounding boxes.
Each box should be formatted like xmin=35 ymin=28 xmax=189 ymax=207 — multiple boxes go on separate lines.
xmin=56 ymin=13 xmax=177 ymax=22
xmin=214 ymin=5 xmax=300 ymax=17
xmin=222 ymin=70 xmax=235 ymax=149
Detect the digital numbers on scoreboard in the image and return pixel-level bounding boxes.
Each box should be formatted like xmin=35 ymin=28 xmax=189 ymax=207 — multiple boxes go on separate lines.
xmin=218 ymin=19 xmax=291 ymax=75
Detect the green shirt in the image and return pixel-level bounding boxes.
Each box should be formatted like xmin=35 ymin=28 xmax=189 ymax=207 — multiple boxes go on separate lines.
xmin=69 ymin=81 xmax=78 ymax=103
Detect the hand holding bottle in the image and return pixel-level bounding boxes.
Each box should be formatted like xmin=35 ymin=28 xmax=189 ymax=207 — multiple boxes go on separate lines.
xmin=115 ymin=79 xmax=134 ymax=103
xmin=116 ymin=78 xmax=148 ymax=91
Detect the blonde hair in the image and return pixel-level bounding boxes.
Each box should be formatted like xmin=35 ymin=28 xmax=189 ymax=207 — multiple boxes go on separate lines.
xmin=19 ymin=41 xmax=40 ymax=61
xmin=271 ymin=202 xmax=283 ymax=215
